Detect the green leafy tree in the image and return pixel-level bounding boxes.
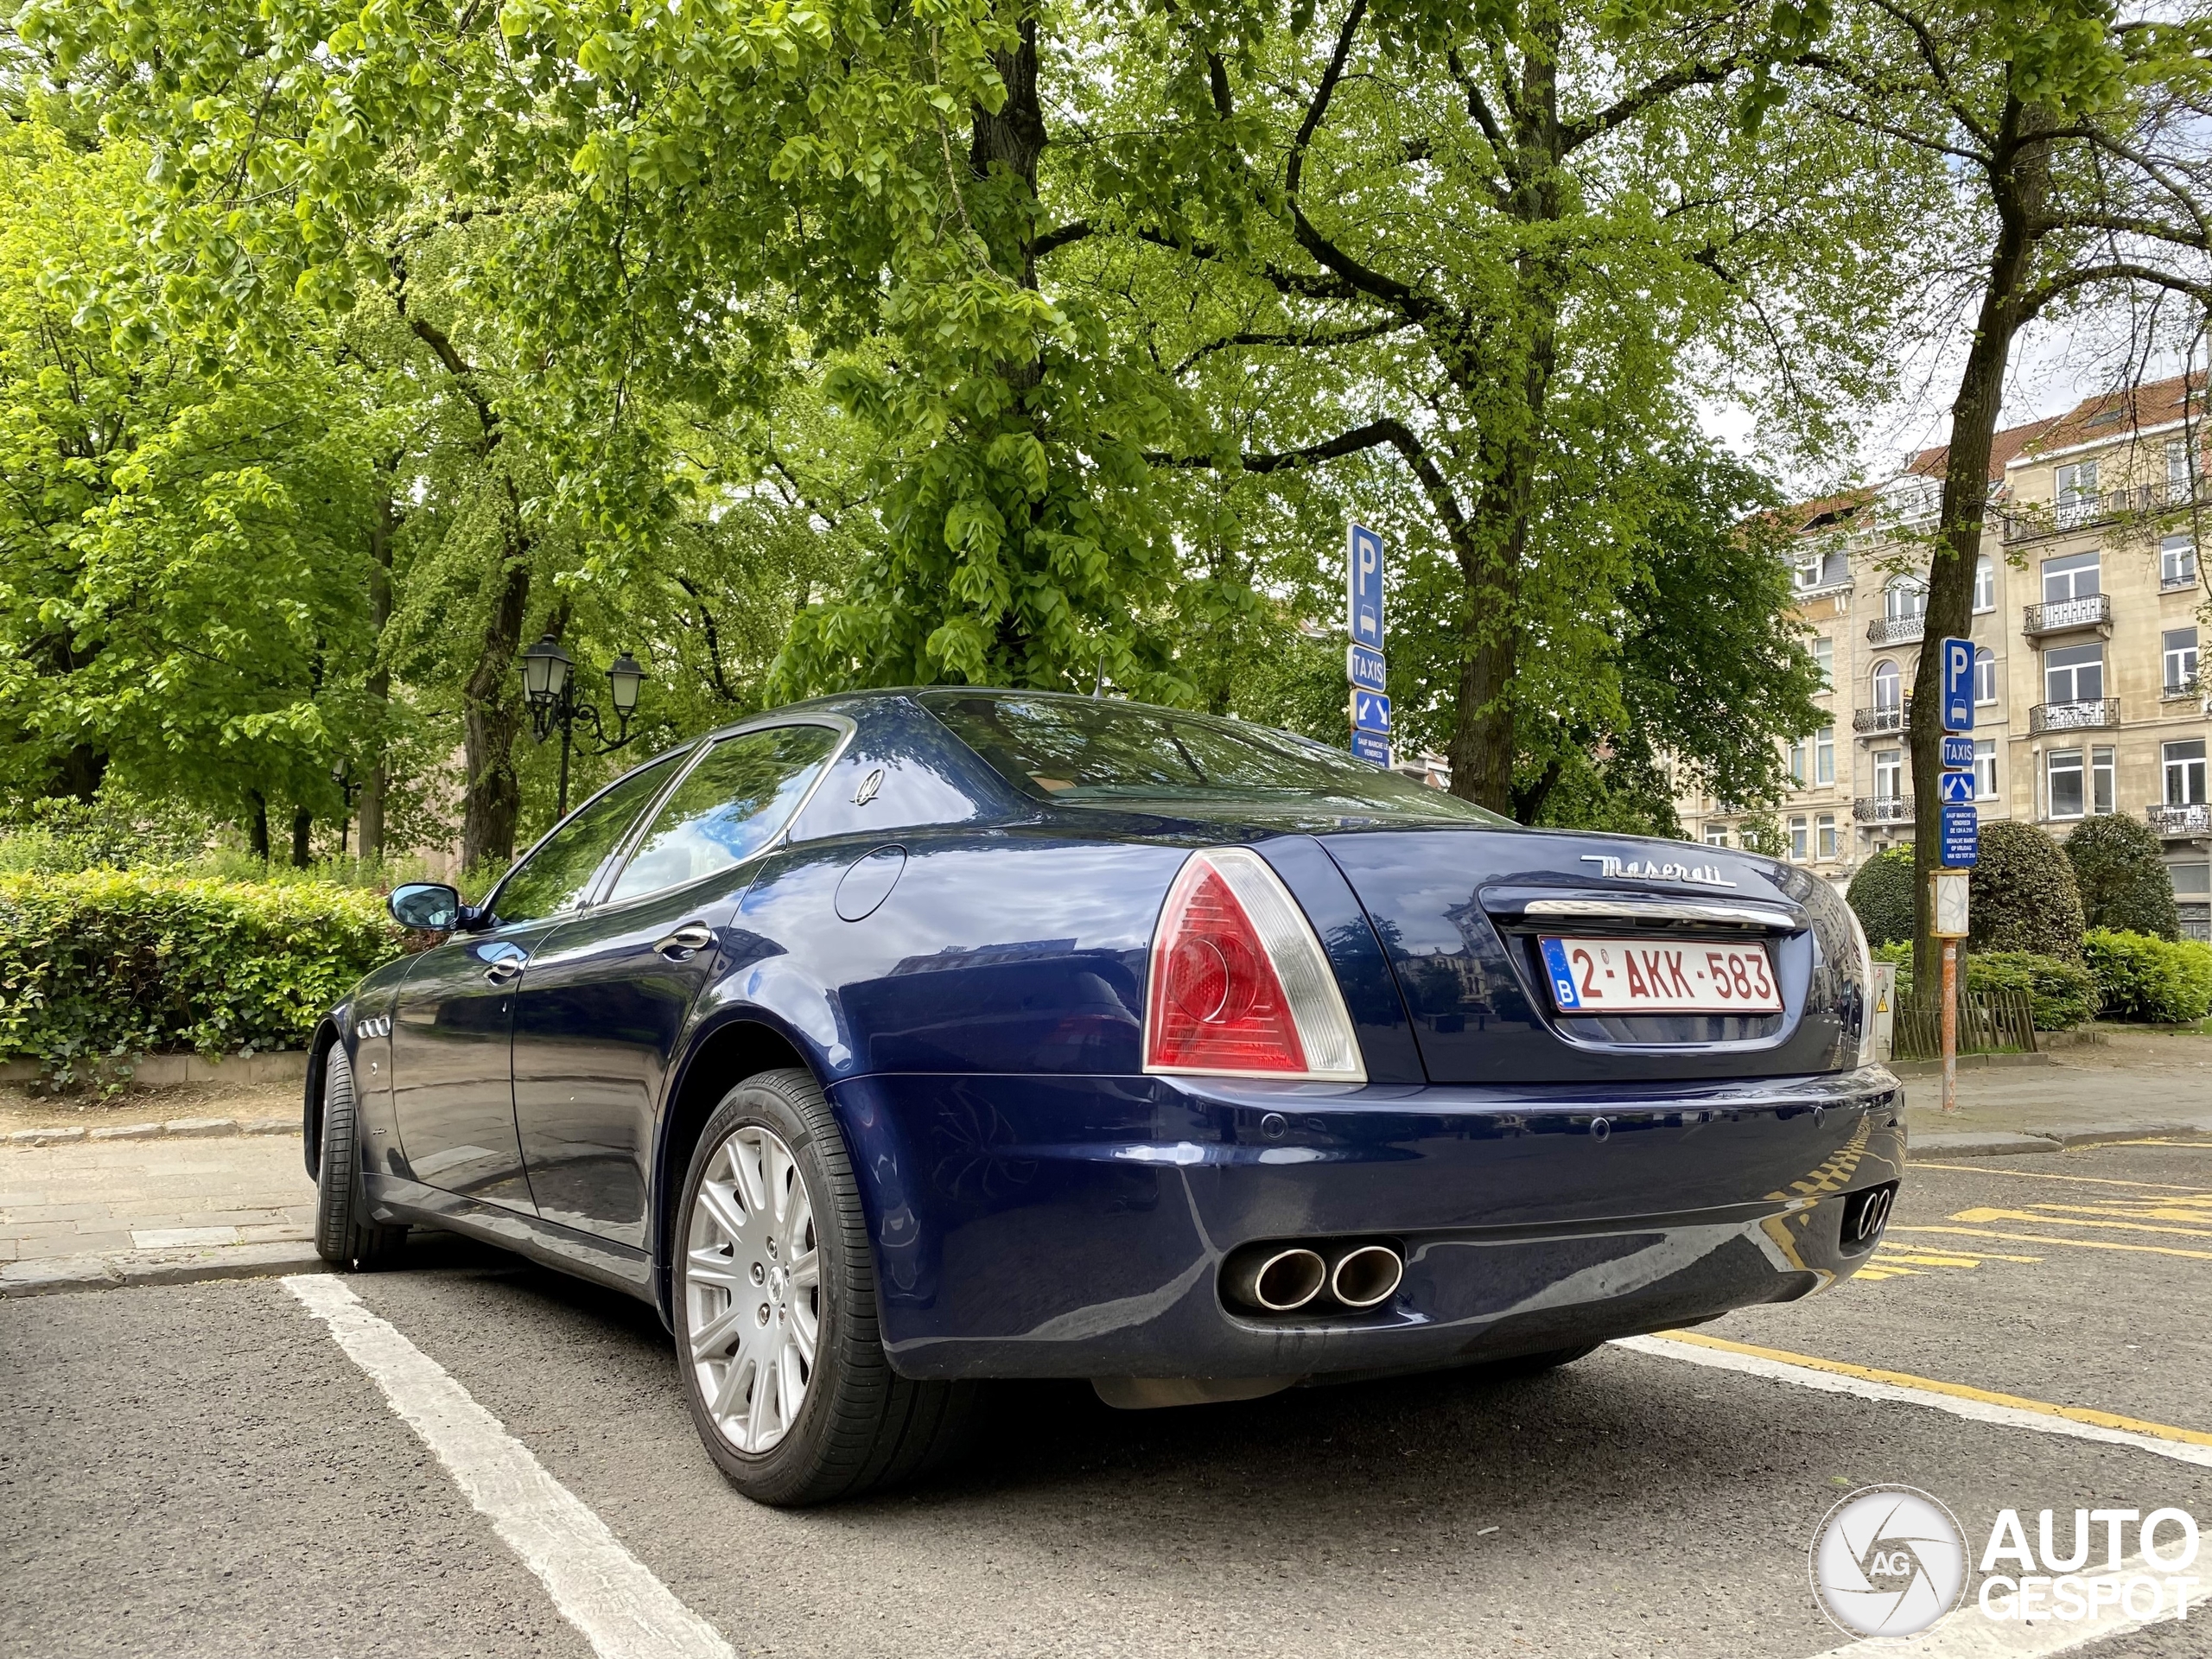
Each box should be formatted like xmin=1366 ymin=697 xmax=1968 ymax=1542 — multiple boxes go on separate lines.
xmin=1848 ymin=844 xmax=1917 ymax=946
xmin=2064 ymin=815 xmax=2181 ymax=940
xmin=1969 ymin=820 xmax=2086 ymax=962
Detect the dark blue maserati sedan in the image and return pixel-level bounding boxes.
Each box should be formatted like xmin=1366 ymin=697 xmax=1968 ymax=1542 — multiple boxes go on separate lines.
xmin=307 ymin=689 xmax=1902 ymax=1504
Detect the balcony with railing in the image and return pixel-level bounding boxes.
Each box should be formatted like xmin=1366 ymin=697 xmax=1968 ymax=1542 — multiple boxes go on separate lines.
xmin=2030 ymin=698 xmax=2120 ymax=734
xmin=2003 ymin=476 xmax=2212 ymax=543
xmin=2163 ymin=673 xmax=2201 ymax=703
xmin=2161 ymin=564 xmax=2199 ymax=594
xmin=1866 ymin=613 xmax=1926 ymax=645
xmin=1853 ymin=795 xmax=1914 ymax=824
xmin=2022 ymin=594 xmax=2113 ymax=635
xmin=2148 ymin=803 xmax=2212 ymax=837
xmin=1853 ymin=702 xmax=1910 ymax=734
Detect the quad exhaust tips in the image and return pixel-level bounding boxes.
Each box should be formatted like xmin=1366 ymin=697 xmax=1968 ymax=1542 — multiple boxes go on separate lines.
xmin=1223 ymin=1240 xmax=1403 ymax=1314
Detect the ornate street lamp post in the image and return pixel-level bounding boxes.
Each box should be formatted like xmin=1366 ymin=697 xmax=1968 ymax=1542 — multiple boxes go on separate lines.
xmin=521 ymin=632 xmax=647 ymax=817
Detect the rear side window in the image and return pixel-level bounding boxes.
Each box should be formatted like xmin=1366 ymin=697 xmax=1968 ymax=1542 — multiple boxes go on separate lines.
xmin=608 ymin=724 xmax=842 ymax=903
xmin=491 ymin=751 xmax=688 ymax=925
xmin=920 ymin=692 xmax=1508 ymax=823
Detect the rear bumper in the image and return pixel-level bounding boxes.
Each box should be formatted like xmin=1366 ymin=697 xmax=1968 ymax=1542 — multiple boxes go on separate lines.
xmin=826 ymin=1066 xmax=1905 ymax=1382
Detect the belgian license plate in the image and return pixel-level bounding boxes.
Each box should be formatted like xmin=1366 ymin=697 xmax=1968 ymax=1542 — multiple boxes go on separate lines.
xmin=1539 ymin=937 xmax=1782 ymax=1014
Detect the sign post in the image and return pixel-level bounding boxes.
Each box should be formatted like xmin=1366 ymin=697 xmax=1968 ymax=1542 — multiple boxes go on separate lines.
xmin=1934 ymin=637 xmax=1977 ymax=1114
xmin=1345 ymin=524 xmax=1389 ymax=766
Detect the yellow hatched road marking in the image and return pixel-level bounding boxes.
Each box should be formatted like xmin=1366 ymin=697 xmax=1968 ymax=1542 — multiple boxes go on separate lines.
xmin=1948 ymin=1205 xmax=2212 ymax=1239
xmin=1852 ymin=1266 xmax=1923 ymax=1280
xmin=1872 ymin=1251 xmax=1987 ymax=1268
xmin=1890 ymin=1224 xmax=2212 ymax=1261
xmin=1906 ymin=1165 xmax=2210 ymax=1194
xmin=1644 ymin=1330 xmax=2212 ymax=1449
xmin=2024 ymin=1200 xmax=2212 ymax=1224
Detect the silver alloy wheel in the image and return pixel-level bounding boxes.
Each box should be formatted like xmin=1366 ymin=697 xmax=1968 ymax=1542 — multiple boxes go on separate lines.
xmin=683 ymin=1123 xmax=821 ymax=1454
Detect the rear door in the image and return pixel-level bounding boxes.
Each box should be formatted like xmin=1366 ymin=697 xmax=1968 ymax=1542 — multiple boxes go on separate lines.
xmin=386 ymin=751 xmax=686 ymax=1209
xmin=512 ymin=722 xmax=844 ymax=1247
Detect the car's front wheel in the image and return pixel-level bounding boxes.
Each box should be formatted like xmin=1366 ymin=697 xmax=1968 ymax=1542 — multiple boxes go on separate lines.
xmin=675 ymin=1068 xmax=974 ymax=1506
xmin=312 ymin=1045 xmax=408 ymax=1270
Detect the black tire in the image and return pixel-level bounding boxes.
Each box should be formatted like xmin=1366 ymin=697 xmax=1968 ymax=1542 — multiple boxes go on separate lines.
xmin=674 ymin=1068 xmax=975 ymax=1506
xmin=313 ymin=1046 xmax=409 ymax=1270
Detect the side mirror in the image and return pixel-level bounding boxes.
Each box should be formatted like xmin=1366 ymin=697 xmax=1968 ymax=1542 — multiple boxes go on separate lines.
xmin=389 ymin=882 xmax=464 ymax=931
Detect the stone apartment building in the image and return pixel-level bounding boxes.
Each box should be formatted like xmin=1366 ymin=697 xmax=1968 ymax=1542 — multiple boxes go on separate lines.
xmin=1680 ymin=373 xmax=2212 ymax=940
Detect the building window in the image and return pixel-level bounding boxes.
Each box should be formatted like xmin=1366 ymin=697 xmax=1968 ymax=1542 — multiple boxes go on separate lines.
xmin=1875 ymin=749 xmax=1904 ymax=798
xmin=1790 ymin=816 xmax=1809 ymax=861
xmin=2162 ymin=534 xmax=2197 ymax=588
xmin=1795 ymin=543 xmax=1849 ymax=591
xmin=2044 ymin=641 xmax=2105 ymax=705
xmin=2168 ymin=438 xmax=2196 ymax=496
xmin=1974 ymin=738 xmax=1998 ymax=799
xmin=1974 ymin=647 xmax=1997 ymax=706
xmin=1872 ymin=659 xmax=1902 ymax=711
xmin=2056 ymin=460 xmax=2100 ymax=511
xmin=1705 ymin=823 xmax=1729 ymax=848
xmin=1812 ymin=635 xmax=1834 ymax=690
xmin=1789 ymin=736 xmax=1808 ymax=785
xmin=2164 ymin=628 xmax=2199 ymax=694
xmin=2094 ymin=746 xmax=2116 ymax=815
xmin=1974 ymin=556 xmax=1994 ymax=613
xmin=2166 ymin=740 xmax=2208 ymax=807
xmin=1885 ymin=577 xmax=1929 ymax=621
xmin=2049 ymin=749 xmax=2086 ymax=819
xmin=2041 ymin=550 xmax=2101 ymax=601
xmin=1815 ymin=726 xmax=1835 ymax=785
xmin=1816 ymin=813 xmax=1837 ymax=860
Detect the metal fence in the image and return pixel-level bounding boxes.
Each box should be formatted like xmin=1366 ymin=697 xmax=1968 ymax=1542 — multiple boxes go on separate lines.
xmin=1890 ymin=988 xmax=2038 ymax=1061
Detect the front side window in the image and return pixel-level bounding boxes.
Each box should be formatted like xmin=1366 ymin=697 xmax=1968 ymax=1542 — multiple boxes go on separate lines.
xmin=1974 ymin=739 xmax=1998 ymax=799
xmin=1815 ymin=726 xmax=1835 ymax=785
xmin=1790 ymin=816 xmax=1809 ymax=861
xmin=1875 ymin=749 xmax=1904 ymax=798
xmin=2048 ymin=749 xmax=2086 ymax=820
xmin=2166 ymin=740 xmax=2208 ymax=807
xmin=2093 ymin=747 xmax=2117 ymax=815
xmin=1974 ymin=647 xmax=1997 ymax=706
xmin=923 ymin=692 xmax=1514 ymax=823
xmin=608 ymin=725 xmax=843 ymax=903
xmin=491 ymin=751 xmax=689 ymax=926
xmin=2162 ymin=535 xmax=2197 ymax=588
xmin=1974 ymin=556 xmax=1994 ymax=613
xmin=1885 ymin=578 xmax=1928 ymax=621
xmin=1872 ymin=660 xmax=1902 ymax=711
xmin=2044 ymin=642 xmax=2105 ymax=705
xmin=2042 ymin=550 xmax=2101 ymax=602
xmin=1816 ymin=813 xmax=1837 ymax=859
xmin=2164 ymin=628 xmax=2199 ymax=693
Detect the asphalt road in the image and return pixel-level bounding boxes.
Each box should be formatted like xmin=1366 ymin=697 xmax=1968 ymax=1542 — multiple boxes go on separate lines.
xmin=4 ymin=1141 xmax=2209 ymax=1659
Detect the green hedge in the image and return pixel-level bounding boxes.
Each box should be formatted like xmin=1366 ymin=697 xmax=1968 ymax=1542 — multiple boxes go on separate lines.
xmin=1867 ymin=942 xmax=2099 ymax=1029
xmin=1847 ymin=847 xmax=1916 ymax=947
xmin=0 ymin=872 xmax=406 ymax=1087
xmin=2082 ymin=928 xmax=2212 ymax=1024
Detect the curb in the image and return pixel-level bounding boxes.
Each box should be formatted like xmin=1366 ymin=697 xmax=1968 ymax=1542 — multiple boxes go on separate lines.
xmin=1910 ymin=1130 xmax=2063 ymax=1160
xmin=1887 ymin=1052 xmax=2056 ymax=1078
xmin=3 ymin=1117 xmax=296 ymax=1149
xmin=0 ymin=1239 xmax=326 ymax=1299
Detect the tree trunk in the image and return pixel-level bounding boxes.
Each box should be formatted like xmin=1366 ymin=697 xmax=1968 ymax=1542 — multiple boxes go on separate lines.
xmin=1910 ymin=98 xmax=2050 ymax=989
xmin=247 ymin=793 xmax=270 ymax=861
xmin=359 ymin=493 xmax=396 ymax=861
xmin=51 ymin=743 xmax=106 ymax=804
xmin=461 ymin=556 xmax=531 ymax=872
xmin=290 ymin=807 xmax=313 ymax=868
xmin=1445 ymin=30 xmax=1562 ymax=817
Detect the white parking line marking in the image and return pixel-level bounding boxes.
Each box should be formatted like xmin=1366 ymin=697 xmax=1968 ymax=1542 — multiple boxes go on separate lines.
xmin=1614 ymin=1335 xmax=2212 ymax=1471
xmin=284 ymin=1275 xmax=734 ymax=1659
xmin=1811 ymin=1554 xmax=2185 ymax=1657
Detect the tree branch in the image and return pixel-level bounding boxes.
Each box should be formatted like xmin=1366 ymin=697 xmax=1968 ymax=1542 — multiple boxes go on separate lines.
xmin=1170 ymin=317 xmax=1414 ymax=376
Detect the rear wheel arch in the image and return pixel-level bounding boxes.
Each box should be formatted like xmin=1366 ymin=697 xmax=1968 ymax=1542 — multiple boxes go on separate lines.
xmin=655 ymin=1017 xmax=818 ymax=1320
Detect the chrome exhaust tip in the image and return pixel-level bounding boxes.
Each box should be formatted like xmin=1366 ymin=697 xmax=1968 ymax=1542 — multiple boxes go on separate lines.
xmin=1329 ymin=1243 xmax=1403 ymax=1309
xmin=1227 ymin=1247 xmax=1328 ymax=1313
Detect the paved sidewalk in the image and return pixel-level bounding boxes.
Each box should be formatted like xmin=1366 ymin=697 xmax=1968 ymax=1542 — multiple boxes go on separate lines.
xmin=1900 ymin=1026 xmax=2212 ymax=1154
xmin=0 ymin=1132 xmax=314 ymax=1266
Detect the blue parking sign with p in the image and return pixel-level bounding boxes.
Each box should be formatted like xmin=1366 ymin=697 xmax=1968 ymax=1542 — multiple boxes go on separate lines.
xmin=1941 ymin=636 xmax=1974 ymax=732
xmin=1347 ymin=523 xmax=1385 ymax=648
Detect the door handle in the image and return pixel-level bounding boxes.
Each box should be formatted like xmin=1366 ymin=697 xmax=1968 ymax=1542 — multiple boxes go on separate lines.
xmin=656 ymin=923 xmax=714 ymax=960
xmin=482 ymin=955 xmax=527 ymax=984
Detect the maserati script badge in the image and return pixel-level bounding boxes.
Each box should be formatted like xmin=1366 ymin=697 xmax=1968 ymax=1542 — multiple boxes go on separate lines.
xmin=1580 ymin=854 xmax=1738 ymax=888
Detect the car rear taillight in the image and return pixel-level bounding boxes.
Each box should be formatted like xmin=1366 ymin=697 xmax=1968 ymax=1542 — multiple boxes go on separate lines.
xmin=1142 ymin=849 xmax=1364 ymax=1082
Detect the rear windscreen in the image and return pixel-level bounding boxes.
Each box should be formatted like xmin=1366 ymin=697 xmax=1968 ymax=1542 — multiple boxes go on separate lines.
xmin=920 ymin=691 xmax=1511 ymax=823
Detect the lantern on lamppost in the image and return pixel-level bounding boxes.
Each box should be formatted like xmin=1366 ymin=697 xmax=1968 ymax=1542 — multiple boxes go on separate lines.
xmin=520 ymin=630 xmax=647 ymax=817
